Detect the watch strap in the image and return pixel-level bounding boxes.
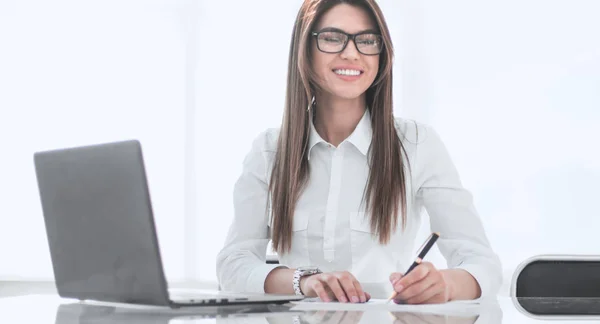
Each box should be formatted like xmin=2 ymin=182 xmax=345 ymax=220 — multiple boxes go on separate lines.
xmin=293 ymin=267 xmax=322 ymax=295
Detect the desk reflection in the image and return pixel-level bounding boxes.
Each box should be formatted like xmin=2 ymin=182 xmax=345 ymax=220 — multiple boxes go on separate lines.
xmin=54 ymin=299 xmax=502 ymax=324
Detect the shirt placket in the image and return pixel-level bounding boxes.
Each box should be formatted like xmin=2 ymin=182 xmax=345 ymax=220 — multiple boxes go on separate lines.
xmin=324 ymin=145 xmax=344 ymax=262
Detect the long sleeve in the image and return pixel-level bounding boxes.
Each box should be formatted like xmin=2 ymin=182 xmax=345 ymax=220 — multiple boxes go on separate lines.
xmin=216 ymin=130 xmax=284 ymax=293
xmin=414 ymin=125 xmax=503 ymax=299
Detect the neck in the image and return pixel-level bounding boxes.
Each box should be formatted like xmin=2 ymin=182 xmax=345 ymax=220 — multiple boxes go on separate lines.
xmin=313 ymin=94 xmax=366 ymax=147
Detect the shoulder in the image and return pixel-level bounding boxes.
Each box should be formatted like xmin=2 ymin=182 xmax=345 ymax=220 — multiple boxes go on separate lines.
xmin=240 ymin=128 xmax=280 ymax=176
xmin=249 ymin=127 xmax=280 ymax=154
xmin=393 ymin=117 xmax=451 ymax=166
xmin=393 ymin=117 xmax=436 ymax=148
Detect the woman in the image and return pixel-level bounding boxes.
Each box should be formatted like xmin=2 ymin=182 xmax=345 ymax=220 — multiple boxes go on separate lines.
xmin=216 ymin=0 xmax=502 ymax=304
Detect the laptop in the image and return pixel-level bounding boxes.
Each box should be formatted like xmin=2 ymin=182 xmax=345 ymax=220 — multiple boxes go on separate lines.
xmin=33 ymin=139 xmax=303 ymax=308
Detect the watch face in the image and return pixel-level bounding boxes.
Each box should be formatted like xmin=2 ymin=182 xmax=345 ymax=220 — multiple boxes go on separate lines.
xmin=297 ymin=266 xmax=320 ymax=273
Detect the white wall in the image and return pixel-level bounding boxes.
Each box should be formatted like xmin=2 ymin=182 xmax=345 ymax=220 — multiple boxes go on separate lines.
xmin=415 ymin=0 xmax=600 ymax=272
xmin=0 ymin=0 xmax=189 ymax=281
xmin=189 ymin=0 xmax=299 ymax=283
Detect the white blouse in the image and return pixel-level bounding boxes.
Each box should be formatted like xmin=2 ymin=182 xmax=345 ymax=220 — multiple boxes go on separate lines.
xmin=216 ymin=109 xmax=502 ymax=299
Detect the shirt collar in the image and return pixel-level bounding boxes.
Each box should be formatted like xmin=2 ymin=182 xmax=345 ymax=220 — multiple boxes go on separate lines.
xmin=346 ymin=108 xmax=373 ymax=156
xmin=307 ymin=108 xmax=372 ymax=160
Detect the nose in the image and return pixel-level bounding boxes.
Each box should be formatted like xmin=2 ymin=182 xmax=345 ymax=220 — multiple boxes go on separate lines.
xmin=340 ymin=39 xmax=360 ymax=60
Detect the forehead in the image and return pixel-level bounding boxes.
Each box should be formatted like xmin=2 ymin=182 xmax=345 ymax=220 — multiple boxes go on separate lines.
xmin=314 ymin=3 xmax=377 ymax=33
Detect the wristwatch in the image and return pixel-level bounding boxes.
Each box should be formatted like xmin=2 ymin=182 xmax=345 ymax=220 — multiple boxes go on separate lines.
xmin=293 ymin=266 xmax=322 ymax=296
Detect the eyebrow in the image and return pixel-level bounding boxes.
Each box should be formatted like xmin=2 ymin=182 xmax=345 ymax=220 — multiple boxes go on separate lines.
xmin=316 ymin=27 xmax=380 ymax=34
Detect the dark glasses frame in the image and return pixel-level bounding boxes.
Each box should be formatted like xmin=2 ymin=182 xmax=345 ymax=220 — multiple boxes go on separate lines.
xmin=311 ymin=28 xmax=384 ymax=56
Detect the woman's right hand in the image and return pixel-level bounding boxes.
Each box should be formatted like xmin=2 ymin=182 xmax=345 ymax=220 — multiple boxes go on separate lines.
xmin=300 ymin=271 xmax=371 ymax=303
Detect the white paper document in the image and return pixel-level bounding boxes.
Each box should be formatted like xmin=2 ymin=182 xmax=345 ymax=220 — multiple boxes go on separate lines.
xmin=290 ymin=298 xmax=483 ymax=316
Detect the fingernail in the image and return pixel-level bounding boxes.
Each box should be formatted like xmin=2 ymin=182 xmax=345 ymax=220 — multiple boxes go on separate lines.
xmin=340 ymin=296 xmax=348 ymax=303
xmin=391 ymin=278 xmax=399 ymax=285
xmin=351 ymin=296 xmax=359 ymax=303
xmin=360 ymin=295 xmax=366 ymax=303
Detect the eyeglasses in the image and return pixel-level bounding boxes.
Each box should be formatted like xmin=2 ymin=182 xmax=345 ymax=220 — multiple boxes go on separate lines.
xmin=312 ymin=29 xmax=384 ymax=55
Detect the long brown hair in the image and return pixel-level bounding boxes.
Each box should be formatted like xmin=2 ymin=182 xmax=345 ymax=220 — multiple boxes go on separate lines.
xmin=269 ymin=0 xmax=410 ymax=254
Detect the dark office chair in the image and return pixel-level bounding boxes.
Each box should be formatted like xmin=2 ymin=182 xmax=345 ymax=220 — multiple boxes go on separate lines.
xmin=266 ymin=254 xmax=279 ymax=265
xmin=511 ymin=254 xmax=600 ymax=317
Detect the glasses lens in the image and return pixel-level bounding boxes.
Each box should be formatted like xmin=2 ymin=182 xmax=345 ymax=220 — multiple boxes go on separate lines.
xmin=317 ymin=31 xmax=347 ymax=53
xmin=355 ymin=33 xmax=383 ymax=55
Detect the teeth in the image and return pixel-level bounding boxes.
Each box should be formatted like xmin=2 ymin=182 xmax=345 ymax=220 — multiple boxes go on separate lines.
xmin=334 ymin=69 xmax=361 ymax=76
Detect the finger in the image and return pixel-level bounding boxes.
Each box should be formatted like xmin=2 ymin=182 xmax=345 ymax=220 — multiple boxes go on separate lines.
xmin=338 ymin=273 xmax=360 ymax=303
xmin=365 ymin=292 xmax=371 ymax=301
xmin=351 ymin=278 xmax=367 ymax=303
xmin=395 ymin=263 xmax=431 ymax=292
xmin=395 ymin=274 xmax=436 ymax=302
xmin=395 ymin=270 xmax=437 ymax=302
xmin=405 ymin=282 xmax=446 ymax=304
xmin=389 ymin=272 xmax=403 ymax=285
xmin=312 ymin=280 xmax=331 ymax=302
xmin=323 ymin=275 xmax=349 ymax=303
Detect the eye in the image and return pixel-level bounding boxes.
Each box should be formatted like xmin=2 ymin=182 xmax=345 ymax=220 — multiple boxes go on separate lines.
xmin=319 ymin=32 xmax=346 ymax=44
xmin=358 ymin=39 xmax=377 ymax=45
xmin=356 ymin=34 xmax=381 ymax=46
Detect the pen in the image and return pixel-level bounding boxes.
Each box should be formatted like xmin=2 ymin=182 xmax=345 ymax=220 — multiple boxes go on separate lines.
xmin=387 ymin=232 xmax=440 ymax=302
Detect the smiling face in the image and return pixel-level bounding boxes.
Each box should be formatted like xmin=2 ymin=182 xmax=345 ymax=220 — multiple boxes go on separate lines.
xmin=311 ymin=3 xmax=381 ymax=102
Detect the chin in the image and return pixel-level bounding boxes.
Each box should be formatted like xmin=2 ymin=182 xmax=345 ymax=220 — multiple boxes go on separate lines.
xmin=329 ymin=87 xmax=369 ymax=100
xmin=336 ymin=94 xmax=363 ymax=100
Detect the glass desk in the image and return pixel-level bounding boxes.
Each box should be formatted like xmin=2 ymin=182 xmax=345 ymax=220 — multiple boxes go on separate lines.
xmin=1 ymin=294 xmax=600 ymax=323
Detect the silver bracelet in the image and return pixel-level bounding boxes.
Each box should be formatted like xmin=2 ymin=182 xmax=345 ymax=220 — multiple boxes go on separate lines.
xmin=293 ymin=267 xmax=322 ymax=296
xmin=293 ymin=269 xmax=303 ymax=295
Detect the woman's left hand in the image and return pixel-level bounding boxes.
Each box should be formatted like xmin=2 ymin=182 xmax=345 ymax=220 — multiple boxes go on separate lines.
xmin=389 ymin=262 xmax=452 ymax=304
